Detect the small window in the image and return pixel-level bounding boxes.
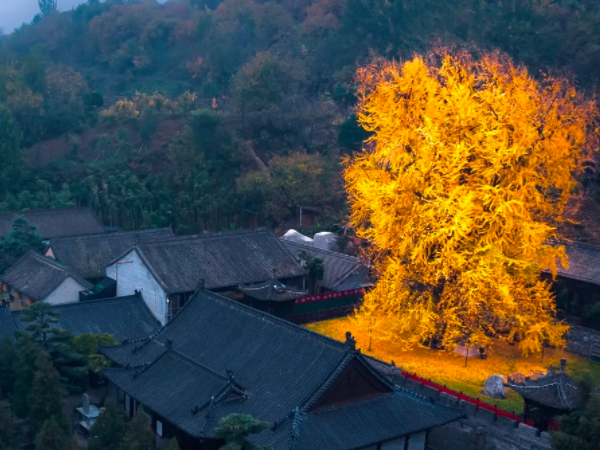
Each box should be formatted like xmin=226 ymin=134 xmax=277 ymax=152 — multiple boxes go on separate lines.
xmin=156 ymin=420 xmax=163 ymax=437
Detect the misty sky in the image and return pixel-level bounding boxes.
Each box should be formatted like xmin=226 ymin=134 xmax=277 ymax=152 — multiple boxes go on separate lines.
xmin=0 ymin=0 xmax=86 ymax=33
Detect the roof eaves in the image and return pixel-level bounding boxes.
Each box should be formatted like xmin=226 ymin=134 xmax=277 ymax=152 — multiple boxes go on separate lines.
xmin=343 ymin=399 xmax=465 ymax=450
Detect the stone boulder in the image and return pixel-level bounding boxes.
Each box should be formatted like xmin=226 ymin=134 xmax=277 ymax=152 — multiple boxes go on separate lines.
xmin=313 ymin=231 xmax=339 ymax=252
xmin=483 ymin=374 xmax=506 ymax=399
xmin=282 ymin=229 xmax=313 ymax=245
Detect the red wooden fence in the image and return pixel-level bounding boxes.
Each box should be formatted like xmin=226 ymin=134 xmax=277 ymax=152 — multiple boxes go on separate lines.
xmin=295 ymin=288 xmax=363 ymax=304
xmin=401 ymin=371 xmax=535 ymax=426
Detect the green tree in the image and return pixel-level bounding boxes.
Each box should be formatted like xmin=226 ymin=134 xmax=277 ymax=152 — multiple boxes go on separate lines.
xmin=0 ymin=216 xmax=44 ymax=273
xmin=0 ymin=104 xmax=22 ymax=198
xmin=20 ymin=302 xmax=88 ymax=393
xmin=0 ymin=104 xmax=21 ymax=170
xmin=214 ymin=414 xmax=269 ymax=450
xmin=34 ymin=418 xmax=68 ymax=450
xmin=19 ymin=302 xmax=65 ymax=350
xmin=552 ymin=380 xmax=600 ymax=450
xmin=12 ymin=334 xmax=42 ymax=419
xmin=88 ymin=399 xmax=126 ymax=450
xmin=298 ymin=251 xmax=324 ymax=295
xmin=38 ymin=0 xmax=58 ymax=17
xmin=231 ymin=53 xmax=296 ymax=139
xmin=121 ymin=407 xmax=155 ymax=450
xmin=71 ymin=333 xmax=118 ymax=373
xmin=0 ymin=404 xmax=14 ymax=450
xmin=28 ymin=353 xmax=68 ymax=434
xmin=237 ymin=153 xmax=332 ymax=223
xmin=0 ymin=338 xmax=17 ymax=397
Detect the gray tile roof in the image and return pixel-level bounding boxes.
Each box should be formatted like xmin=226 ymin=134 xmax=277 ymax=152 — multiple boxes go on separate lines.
xmin=0 ymin=307 xmax=17 ymax=342
xmin=101 ymin=290 xmax=464 ymax=449
xmin=122 ymin=228 xmax=307 ymax=294
xmin=10 ymin=294 xmax=161 ymax=341
xmin=1 ymin=252 xmax=93 ymax=301
xmin=549 ymin=242 xmax=600 ymax=286
xmin=281 ymin=240 xmax=366 ymax=290
xmin=0 ymin=207 xmax=105 ymax=239
xmin=508 ymin=372 xmax=579 ymax=411
xmin=254 ymin=392 xmax=460 ymax=450
xmin=238 ymin=280 xmax=307 ymax=302
xmin=0 ymin=294 xmax=161 ymax=342
xmin=48 ymin=228 xmax=174 ymax=279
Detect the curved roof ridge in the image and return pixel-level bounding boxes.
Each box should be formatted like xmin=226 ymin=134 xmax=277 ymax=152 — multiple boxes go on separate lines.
xmin=49 ymin=227 xmax=174 ymax=243
xmin=132 ymin=348 xmax=168 ymax=378
xmin=200 ymin=290 xmax=350 ymax=351
xmin=169 ymin=347 xmax=231 ymax=383
xmin=138 ymin=227 xmax=271 ymax=246
xmin=281 ymin=239 xmax=362 ymax=262
xmin=35 ymin=294 xmax=140 ymax=309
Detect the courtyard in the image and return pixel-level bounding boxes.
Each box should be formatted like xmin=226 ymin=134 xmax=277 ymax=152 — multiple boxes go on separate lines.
xmin=307 ymin=317 xmax=600 ymax=413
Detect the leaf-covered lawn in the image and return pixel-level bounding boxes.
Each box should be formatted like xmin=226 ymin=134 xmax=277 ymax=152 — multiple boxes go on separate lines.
xmin=307 ymin=318 xmax=600 ymax=414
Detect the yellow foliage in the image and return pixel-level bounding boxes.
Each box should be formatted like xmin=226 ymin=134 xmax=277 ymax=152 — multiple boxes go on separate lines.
xmin=308 ymin=317 xmax=600 ymax=413
xmin=345 ymin=50 xmax=598 ymax=354
xmin=100 ymin=90 xmax=198 ymax=121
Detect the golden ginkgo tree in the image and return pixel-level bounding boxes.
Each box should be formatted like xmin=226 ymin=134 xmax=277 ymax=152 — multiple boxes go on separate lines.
xmin=345 ymin=50 xmax=598 ymax=354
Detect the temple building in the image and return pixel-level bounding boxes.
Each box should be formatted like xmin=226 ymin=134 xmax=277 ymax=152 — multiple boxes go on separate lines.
xmin=1 ymin=252 xmax=93 ymax=310
xmin=45 ymin=228 xmax=174 ymax=282
xmin=0 ymin=292 xmax=161 ymax=342
xmin=508 ymin=364 xmax=580 ymax=430
xmin=100 ymin=289 xmax=464 ymax=450
xmin=105 ymin=228 xmax=307 ymax=324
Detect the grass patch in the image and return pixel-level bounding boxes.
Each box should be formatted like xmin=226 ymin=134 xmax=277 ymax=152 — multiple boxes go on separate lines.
xmin=307 ymin=317 xmax=600 ymax=414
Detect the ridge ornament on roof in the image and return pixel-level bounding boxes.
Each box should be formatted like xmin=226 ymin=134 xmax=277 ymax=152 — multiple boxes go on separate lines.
xmin=99 ymin=289 xmax=464 ymax=450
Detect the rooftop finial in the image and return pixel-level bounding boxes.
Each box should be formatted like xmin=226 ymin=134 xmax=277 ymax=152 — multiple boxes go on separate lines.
xmin=165 ymin=338 xmax=173 ymax=348
xmin=226 ymin=369 xmax=235 ymax=383
xmin=198 ymin=279 xmax=206 ymax=290
xmin=345 ymin=331 xmax=356 ymax=351
xmin=560 ymin=358 xmax=567 ymax=373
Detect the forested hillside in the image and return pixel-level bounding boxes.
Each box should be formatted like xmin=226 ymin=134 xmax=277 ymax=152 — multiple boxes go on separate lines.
xmin=1 ymin=0 xmax=599 ymax=235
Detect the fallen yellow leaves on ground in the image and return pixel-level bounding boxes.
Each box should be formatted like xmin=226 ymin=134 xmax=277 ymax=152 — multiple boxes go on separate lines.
xmin=307 ymin=317 xmax=600 ymax=413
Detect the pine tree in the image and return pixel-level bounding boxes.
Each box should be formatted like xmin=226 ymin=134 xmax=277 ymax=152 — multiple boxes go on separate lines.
xmin=121 ymin=407 xmax=155 ymax=450
xmin=88 ymin=399 xmax=126 ymax=450
xmin=19 ymin=302 xmax=87 ymax=393
xmin=214 ymin=414 xmax=269 ymax=450
xmin=0 ymin=216 xmax=44 ymax=273
xmin=0 ymin=338 xmax=17 ymax=397
xmin=19 ymin=303 xmax=64 ymax=350
xmin=12 ymin=334 xmax=41 ymax=419
xmin=34 ymin=418 xmax=68 ymax=450
xmin=38 ymin=0 xmax=58 ymax=17
xmin=28 ymin=353 xmax=67 ymax=435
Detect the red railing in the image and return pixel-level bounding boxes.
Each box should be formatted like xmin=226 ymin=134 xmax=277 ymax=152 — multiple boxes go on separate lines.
xmin=295 ymin=288 xmax=363 ymax=304
xmin=401 ymin=371 xmax=535 ymax=426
